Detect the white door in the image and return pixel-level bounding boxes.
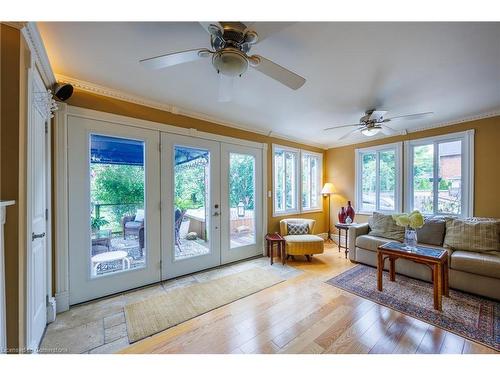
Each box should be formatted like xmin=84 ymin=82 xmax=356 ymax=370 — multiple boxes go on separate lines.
xmin=161 ymin=134 xmax=221 ymax=279
xmin=27 ymin=69 xmax=48 ymax=350
xmin=220 ymin=143 xmax=263 ymax=263
xmin=68 ymin=116 xmax=161 ymax=304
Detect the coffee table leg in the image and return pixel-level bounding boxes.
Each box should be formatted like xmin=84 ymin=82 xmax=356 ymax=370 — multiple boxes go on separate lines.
xmin=377 ymin=251 xmax=383 ymax=291
xmin=443 ymin=258 xmax=449 ymax=297
xmin=433 ymin=263 xmax=442 ymax=310
xmin=344 ymin=229 xmax=348 ymax=259
xmin=266 ymin=241 xmax=269 ymax=257
xmin=338 ymin=231 xmax=341 ymax=253
xmin=389 ymin=257 xmax=396 ymax=282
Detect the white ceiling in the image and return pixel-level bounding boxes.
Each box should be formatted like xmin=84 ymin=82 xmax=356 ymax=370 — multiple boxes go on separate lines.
xmin=38 ymin=22 xmax=500 ymax=148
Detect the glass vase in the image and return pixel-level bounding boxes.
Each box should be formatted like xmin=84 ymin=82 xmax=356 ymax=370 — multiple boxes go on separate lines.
xmin=404 ymin=227 xmax=418 ymax=250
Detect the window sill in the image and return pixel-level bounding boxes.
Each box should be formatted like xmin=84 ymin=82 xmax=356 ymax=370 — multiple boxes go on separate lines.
xmin=272 ymin=210 xmax=300 ymax=218
xmin=301 ymin=208 xmax=323 ymax=214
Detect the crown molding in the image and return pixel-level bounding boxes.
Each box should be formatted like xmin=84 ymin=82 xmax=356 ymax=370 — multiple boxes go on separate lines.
xmin=1 ymin=22 xmax=26 ymax=30
xmin=21 ymin=22 xmax=56 ymax=87
xmin=326 ymin=110 xmax=500 ymax=149
xmin=55 ymin=73 xmax=328 ymax=150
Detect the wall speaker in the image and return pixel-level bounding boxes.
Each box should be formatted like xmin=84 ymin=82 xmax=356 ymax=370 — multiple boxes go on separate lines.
xmin=53 ymin=83 xmax=74 ymax=101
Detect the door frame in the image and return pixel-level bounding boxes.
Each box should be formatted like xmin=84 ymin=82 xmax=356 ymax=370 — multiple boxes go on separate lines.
xmin=54 ymin=105 xmax=268 ymax=311
xmin=26 ymin=63 xmax=52 ymax=351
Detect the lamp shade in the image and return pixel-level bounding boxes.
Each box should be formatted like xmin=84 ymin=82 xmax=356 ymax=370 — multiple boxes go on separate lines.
xmin=321 ymin=182 xmax=335 ymax=195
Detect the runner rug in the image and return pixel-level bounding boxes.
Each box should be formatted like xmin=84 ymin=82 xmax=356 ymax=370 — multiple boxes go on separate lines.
xmin=124 ymin=268 xmax=284 ymax=343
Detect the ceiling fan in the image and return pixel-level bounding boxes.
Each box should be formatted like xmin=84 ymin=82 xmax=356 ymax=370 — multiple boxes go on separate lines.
xmin=323 ymin=109 xmax=434 ymax=140
xmin=139 ymin=22 xmax=306 ymax=100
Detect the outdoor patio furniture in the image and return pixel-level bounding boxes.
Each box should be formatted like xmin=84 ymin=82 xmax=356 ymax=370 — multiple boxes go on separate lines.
xmin=138 ymin=227 xmax=144 ymax=257
xmin=122 ymin=209 xmax=144 ymax=239
xmin=91 ymin=250 xmax=130 ymax=276
xmin=175 ymin=208 xmax=183 ymax=251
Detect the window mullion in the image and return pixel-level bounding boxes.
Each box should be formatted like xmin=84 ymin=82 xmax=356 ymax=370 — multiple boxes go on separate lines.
xmin=376 ymin=151 xmax=380 ymax=211
xmin=433 ymin=142 xmax=439 ymax=215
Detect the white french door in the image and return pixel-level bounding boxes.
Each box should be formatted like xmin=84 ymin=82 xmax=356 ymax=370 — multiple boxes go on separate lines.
xmin=220 ymin=143 xmax=263 ymax=263
xmin=68 ymin=117 xmax=161 ymax=304
xmin=160 ymin=134 xmax=221 ymax=279
xmin=66 ymin=111 xmax=264 ymax=303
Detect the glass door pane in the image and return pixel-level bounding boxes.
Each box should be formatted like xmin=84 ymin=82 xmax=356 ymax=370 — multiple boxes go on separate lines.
xmin=379 ymin=150 xmax=396 ymax=211
xmin=412 ymin=144 xmax=434 ymax=214
xmin=173 ymin=145 xmax=211 ymax=260
xmin=90 ymin=134 xmax=146 ymax=277
xmin=229 ymin=153 xmax=256 ymax=249
xmin=438 ymin=140 xmax=462 ymax=215
xmin=221 ymin=143 xmax=263 ymax=264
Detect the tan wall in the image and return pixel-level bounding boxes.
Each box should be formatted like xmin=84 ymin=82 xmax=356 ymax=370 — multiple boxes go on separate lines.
xmin=0 ymin=24 xmax=29 ymax=351
xmin=64 ymin=89 xmax=328 ymax=234
xmin=325 ymin=115 xmax=500 ymax=232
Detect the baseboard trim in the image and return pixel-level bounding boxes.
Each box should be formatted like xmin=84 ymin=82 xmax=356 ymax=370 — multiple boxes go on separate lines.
xmin=55 ymin=291 xmax=69 ymax=313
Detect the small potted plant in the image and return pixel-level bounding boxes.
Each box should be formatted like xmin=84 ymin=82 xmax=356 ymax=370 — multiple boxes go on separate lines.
xmin=392 ymin=210 xmax=424 ymax=250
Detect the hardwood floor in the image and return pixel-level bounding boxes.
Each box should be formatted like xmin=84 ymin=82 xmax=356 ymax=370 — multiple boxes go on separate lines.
xmin=120 ymin=244 xmax=497 ymax=354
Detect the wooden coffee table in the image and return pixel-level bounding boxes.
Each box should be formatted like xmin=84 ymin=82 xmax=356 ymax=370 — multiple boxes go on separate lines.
xmin=377 ymin=242 xmax=449 ymax=311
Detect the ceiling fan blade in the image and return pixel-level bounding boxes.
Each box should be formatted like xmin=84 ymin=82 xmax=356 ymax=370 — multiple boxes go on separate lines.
xmin=384 ymin=111 xmax=434 ymax=121
xmin=380 ymin=124 xmax=399 ymax=135
xmin=323 ymin=123 xmax=363 ymax=131
xmin=243 ymin=22 xmax=296 ymax=43
xmin=369 ymin=110 xmax=388 ymax=121
xmin=140 ymin=48 xmax=212 ymax=70
xmin=338 ymin=128 xmax=361 ymax=141
xmin=249 ymin=55 xmax=305 ymax=90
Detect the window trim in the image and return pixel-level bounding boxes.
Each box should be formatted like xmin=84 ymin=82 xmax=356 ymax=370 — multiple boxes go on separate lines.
xmin=404 ymin=130 xmax=474 ymax=217
xmin=300 ymin=150 xmax=324 ymax=213
xmin=355 ymin=142 xmax=403 ymax=215
xmin=272 ymin=144 xmax=300 ymax=217
xmin=272 ymin=145 xmax=324 ymax=217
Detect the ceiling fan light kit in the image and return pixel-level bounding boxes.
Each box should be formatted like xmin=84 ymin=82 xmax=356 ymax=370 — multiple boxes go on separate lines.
xmin=361 ymin=127 xmax=381 ymax=137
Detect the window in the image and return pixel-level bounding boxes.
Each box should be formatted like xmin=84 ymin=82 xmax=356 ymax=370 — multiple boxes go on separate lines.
xmin=355 ymin=142 xmax=402 ymax=214
xmin=273 ymin=145 xmax=323 ymax=216
xmin=273 ymin=145 xmax=299 ymax=215
xmin=406 ymin=130 xmax=473 ymax=216
xmin=301 ymin=151 xmax=323 ymax=211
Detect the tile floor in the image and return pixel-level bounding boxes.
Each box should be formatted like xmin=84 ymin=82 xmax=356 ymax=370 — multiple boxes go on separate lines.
xmin=40 ymin=255 xmax=302 ymax=354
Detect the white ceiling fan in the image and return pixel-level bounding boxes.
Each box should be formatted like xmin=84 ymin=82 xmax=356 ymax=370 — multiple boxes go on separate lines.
xmin=324 ymin=109 xmax=434 ymax=140
xmin=139 ymin=22 xmax=306 ymax=101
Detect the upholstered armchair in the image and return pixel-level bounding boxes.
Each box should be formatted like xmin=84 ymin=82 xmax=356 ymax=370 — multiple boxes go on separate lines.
xmin=122 ymin=209 xmax=145 ymax=239
xmin=279 ymin=218 xmax=324 ymax=261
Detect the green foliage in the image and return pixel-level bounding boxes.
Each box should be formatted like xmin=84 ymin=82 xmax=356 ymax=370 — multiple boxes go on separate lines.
xmin=91 ymin=164 xmax=144 ymax=227
xmin=91 ymin=216 xmax=109 ymax=231
xmin=229 ymin=154 xmax=254 ymax=209
xmin=174 ymin=162 xmax=206 ymax=210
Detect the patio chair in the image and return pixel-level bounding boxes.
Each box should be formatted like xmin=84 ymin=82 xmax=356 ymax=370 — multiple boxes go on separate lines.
xmin=174 ymin=208 xmax=183 ymax=251
xmin=122 ymin=209 xmax=144 ymax=239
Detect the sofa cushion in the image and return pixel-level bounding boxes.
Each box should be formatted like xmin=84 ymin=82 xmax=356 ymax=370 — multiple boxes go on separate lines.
xmin=287 ymin=222 xmax=309 ymax=235
xmin=450 ymin=250 xmax=500 ymax=278
xmin=125 ymin=221 xmax=143 ymax=229
xmin=444 ymin=218 xmax=500 ymax=252
xmin=368 ymin=212 xmax=405 ymax=242
xmin=355 ymin=235 xmax=393 ymax=252
xmin=416 ymin=218 xmax=446 ymax=246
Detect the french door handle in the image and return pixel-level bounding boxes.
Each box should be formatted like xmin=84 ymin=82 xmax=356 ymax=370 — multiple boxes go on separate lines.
xmin=213 ymin=212 xmax=220 ymax=216
xmin=32 ymin=232 xmax=46 ymax=241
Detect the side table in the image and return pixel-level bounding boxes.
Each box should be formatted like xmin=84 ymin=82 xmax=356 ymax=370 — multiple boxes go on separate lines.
xmin=265 ymin=233 xmax=286 ymax=265
xmin=334 ymin=223 xmax=353 ymax=259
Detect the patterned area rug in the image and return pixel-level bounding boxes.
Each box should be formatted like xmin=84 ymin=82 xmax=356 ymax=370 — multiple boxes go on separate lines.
xmin=326 ymin=265 xmax=499 ymax=351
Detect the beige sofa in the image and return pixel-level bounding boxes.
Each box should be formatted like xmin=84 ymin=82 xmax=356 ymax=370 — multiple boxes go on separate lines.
xmin=348 ymin=216 xmax=500 ymax=301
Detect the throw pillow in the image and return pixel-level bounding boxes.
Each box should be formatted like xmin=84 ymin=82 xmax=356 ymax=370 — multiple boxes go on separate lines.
xmin=287 ymin=223 xmax=309 ymax=235
xmin=134 ymin=209 xmax=145 ymax=222
xmin=443 ymin=217 xmax=500 ymax=252
xmin=416 ymin=218 xmax=446 ymax=246
xmin=368 ymin=212 xmax=405 ymax=242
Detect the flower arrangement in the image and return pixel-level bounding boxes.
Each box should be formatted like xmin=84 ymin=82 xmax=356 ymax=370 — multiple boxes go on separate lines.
xmin=392 ymin=210 xmax=424 ymax=250
xmin=392 ymin=210 xmax=424 ymax=229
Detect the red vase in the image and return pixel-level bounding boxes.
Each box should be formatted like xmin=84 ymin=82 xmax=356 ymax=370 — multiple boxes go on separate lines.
xmin=338 ymin=207 xmax=346 ymax=223
xmin=346 ymin=201 xmax=355 ymax=222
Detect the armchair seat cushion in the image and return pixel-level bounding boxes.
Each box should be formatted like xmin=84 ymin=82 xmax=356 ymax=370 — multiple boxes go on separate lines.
xmin=125 ymin=221 xmax=143 ymax=229
xmin=283 ymin=234 xmax=324 ymax=256
xmin=451 ymin=250 xmax=500 ymax=278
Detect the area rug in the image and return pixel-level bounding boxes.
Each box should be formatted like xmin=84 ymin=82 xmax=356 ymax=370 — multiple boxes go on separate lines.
xmin=124 ymin=268 xmax=284 ymax=343
xmin=326 ymin=265 xmax=499 ymax=351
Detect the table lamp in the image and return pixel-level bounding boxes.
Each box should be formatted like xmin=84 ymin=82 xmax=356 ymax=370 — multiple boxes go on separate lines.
xmin=321 ymin=182 xmax=335 ymax=242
